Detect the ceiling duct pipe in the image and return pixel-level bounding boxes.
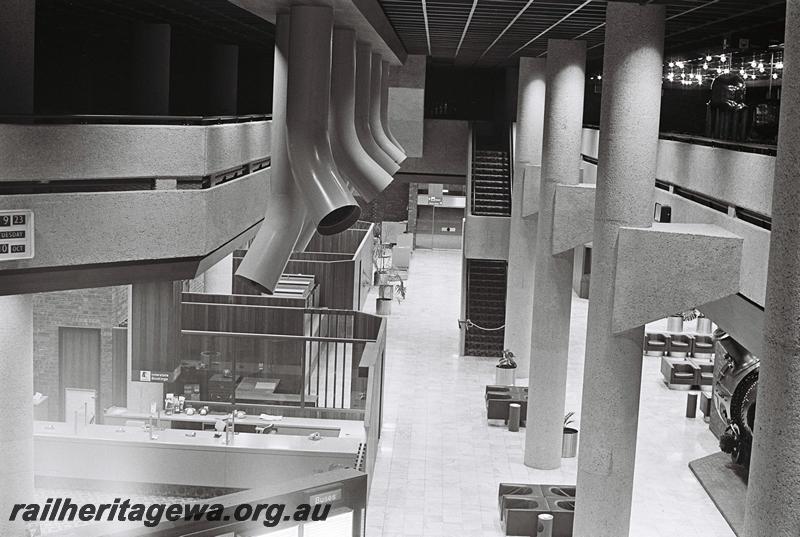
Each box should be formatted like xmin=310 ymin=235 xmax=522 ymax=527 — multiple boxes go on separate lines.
xmin=370 ymin=53 xmax=406 ymax=165
xmin=355 ymin=42 xmax=401 ymax=175
xmin=286 ymin=5 xmax=360 ymax=235
xmin=235 ymin=13 xmax=309 ymax=294
xmin=380 ymin=59 xmax=407 ymax=159
xmin=330 ymin=27 xmax=394 ymax=202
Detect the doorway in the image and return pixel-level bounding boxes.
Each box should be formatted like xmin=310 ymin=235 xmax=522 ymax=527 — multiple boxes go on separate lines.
xmin=58 ymin=327 xmax=102 ymax=423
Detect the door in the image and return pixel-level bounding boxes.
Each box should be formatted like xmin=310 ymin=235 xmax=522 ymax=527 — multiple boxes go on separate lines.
xmin=58 ymin=327 xmax=102 ymax=422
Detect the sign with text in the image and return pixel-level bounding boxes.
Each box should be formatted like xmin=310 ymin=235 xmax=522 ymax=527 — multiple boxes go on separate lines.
xmin=0 ymin=210 xmax=34 ymax=261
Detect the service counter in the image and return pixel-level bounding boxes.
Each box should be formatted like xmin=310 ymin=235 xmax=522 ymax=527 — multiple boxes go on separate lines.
xmin=34 ymin=420 xmax=363 ymax=490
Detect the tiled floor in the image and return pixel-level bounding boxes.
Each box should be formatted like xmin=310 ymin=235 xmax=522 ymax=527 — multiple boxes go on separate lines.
xmin=365 ymin=248 xmax=734 ymax=537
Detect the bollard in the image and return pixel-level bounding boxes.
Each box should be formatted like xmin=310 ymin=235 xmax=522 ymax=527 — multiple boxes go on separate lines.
xmin=537 ymin=513 xmax=554 ymax=537
xmin=508 ymin=403 xmax=521 ymax=432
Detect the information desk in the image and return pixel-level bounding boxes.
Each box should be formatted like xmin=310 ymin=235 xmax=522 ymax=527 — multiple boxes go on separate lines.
xmin=103 ymin=407 xmax=362 ymax=437
xmin=34 ymin=420 xmax=363 ymax=490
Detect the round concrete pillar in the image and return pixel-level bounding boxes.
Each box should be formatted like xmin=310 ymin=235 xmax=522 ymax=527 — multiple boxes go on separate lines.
xmin=744 ymin=2 xmax=800 ymax=535
xmin=572 ymin=3 xmax=664 ymax=536
xmin=0 ymin=295 xmax=34 ymax=537
xmin=504 ymin=57 xmax=546 ymax=375
xmin=515 ymin=57 xmax=547 ymax=165
xmin=524 ymin=39 xmax=586 ymax=470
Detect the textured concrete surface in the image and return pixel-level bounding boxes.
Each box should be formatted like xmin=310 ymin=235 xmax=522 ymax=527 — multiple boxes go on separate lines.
xmin=520 ymin=165 xmax=542 ymax=218
xmin=582 ymin=127 xmax=776 ymax=217
xmin=401 ymin=119 xmax=470 ymax=176
xmin=0 ymin=121 xmax=270 ymax=181
xmin=0 ymin=169 xmax=269 ymax=270
xmin=526 ymin=39 xmax=586 ymax=470
xmin=653 ymin=189 xmax=769 ymax=306
xmin=515 ymin=57 xmax=546 ymax=166
xmin=612 ymin=223 xmax=742 ymax=333
xmin=388 ymin=54 xmax=426 ymax=157
xmin=463 ymin=214 xmax=510 ymax=261
xmin=745 ymin=2 xmax=800 ymax=534
xmin=552 ymin=184 xmax=595 ymax=255
xmin=503 ymin=58 xmax=546 ymax=375
xmin=573 ymin=4 xmax=665 ymax=536
xmin=503 ymin=166 xmax=538 ymax=373
xmin=0 ymin=295 xmax=34 ymax=537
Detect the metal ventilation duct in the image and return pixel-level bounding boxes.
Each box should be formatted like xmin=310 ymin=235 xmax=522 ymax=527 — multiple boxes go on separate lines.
xmin=286 ymin=5 xmax=360 ymax=235
xmin=380 ymin=59 xmax=407 ymax=159
xmin=235 ymin=13 xmax=307 ymax=294
xmin=330 ymin=28 xmax=394 ymax=203
xmin=370 ymin=54 xmax=406 ymax=165
xmin=355 ymin=42 xmax=401 ymax=175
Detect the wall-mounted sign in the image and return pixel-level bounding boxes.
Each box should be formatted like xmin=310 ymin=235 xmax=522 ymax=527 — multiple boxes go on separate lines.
xmin=309 ymin=488 xmax=342 ymax=506
xmin=133 ymin=368 xmax=178 ymax=383
xmin=0 ymin=210 xmax=34 ymax=261
xmin=428 ymin=196 xmax=443 ymax=205
xmin=441 ymin=226 xmax=457 ymax=232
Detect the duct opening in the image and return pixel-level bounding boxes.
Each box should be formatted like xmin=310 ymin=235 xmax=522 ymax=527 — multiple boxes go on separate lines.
xmin=319 ymin=205 xmax=361 ymax=235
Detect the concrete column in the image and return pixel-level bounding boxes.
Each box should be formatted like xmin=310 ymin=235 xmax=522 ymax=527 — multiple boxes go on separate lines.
xmin=572 ymin=4 xmax=664 ymax=536
xmin=744 ymin=2 xmax=800 ymax=534
xmin=204 ymin=254 xmax=234 ymax=294
xmin=515 ymin=58 xmax=547 ymax=165
xmin=504 ymin=57 xmax=546 ymax=374
xmin=0 ymin=0 xmax=35 ymax=114
xmin=131 ymin=23 xmax=171 ymax=115
xmin=524 ymin=40 xmax=585 ymax=469
xmin=0 ymin=295 xmax=34 ymax=537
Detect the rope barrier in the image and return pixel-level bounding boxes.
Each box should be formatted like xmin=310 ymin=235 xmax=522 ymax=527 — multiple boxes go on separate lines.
xmin=458 ymin=318 xmax=506 ymax=331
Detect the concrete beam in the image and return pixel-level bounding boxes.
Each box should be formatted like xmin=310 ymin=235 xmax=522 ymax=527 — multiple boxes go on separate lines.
xmin=552 ymin=183 xmax=595 ymax=255
xmin=612 ymin=223 xmax=743 ymax=333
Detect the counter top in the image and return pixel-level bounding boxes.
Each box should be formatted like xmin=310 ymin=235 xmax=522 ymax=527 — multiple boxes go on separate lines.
xmin=103 ymin=407 xmax=364 ymax=438
xmin=34 ymin=421 xmax=362 ymax=457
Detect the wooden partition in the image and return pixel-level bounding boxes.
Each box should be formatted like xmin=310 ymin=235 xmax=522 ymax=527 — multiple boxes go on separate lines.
xmin=234 ymin=222 xmax=375 ymax=310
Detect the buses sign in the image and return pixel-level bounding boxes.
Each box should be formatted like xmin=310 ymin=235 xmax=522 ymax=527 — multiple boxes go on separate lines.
xmin=0 ymin=210 xmax=34 ymax=261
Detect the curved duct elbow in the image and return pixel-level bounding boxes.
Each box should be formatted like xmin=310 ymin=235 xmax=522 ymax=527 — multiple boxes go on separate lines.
xmin=330 ymin=28 xmax=393 ymax=203
xmin=355 ymin=42 xmax=401 ymax=175
xmin=235 ymin=13 xmax=306 ymax=294
xmin=380 ymin=59 xmax=407 ymax=159
xmin=370 ymin=53 xmax=406 ymax=165
xmin=286 ymin=5 xmax=360 ymax=236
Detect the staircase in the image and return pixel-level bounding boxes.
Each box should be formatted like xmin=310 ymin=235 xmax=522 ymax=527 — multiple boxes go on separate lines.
xmin=471 ymin=149 xmax=512 ymax=217
xmin=464 ymin=259 xmax=508 ymax=357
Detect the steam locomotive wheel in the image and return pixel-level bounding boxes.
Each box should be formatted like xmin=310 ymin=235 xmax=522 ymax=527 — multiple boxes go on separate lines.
xmin=729 ymin=370 xmax=758 ymax=465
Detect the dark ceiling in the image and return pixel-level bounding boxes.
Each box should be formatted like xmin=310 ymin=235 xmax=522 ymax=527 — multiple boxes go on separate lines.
xmin=377 ymin=0 xmax=787 ymax=66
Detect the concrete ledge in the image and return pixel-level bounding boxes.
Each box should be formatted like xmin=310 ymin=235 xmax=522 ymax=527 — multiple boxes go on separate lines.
xmin=612 ymin=223 xmax=743 ymax=333
xmin=552 ymin=183 xmax=595 ymax=255
xmin=0 ymin=121 xmax=270 ymax=181
xmin=0 ymin=169 xmax=270 ymax=273
xmin=464 ymin=214 xmax=510 ymax=261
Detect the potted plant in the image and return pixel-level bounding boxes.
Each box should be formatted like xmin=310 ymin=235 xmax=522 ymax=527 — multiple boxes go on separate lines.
xmin=562 ymin=412 xmax=579 ymax=458
xmin=495 ymin=349 xmax=517 ymax=386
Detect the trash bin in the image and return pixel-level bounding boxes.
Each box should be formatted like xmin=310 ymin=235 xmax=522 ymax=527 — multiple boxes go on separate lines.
xmin=561 ymin=427 xmax=579 ymax=458
xmin=496 ymin=365 xmax=516 ymax=386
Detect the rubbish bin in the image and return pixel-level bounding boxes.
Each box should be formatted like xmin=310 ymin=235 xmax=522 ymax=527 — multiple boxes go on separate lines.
xmin=496 ymin=365 xmax=516 ymax=386
xmin=561 ymin=427 xmax=579 ymax=458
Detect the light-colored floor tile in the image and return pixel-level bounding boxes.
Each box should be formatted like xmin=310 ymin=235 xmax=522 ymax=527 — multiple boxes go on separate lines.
xmin=365 ymin=249 xmax=733 ymax=537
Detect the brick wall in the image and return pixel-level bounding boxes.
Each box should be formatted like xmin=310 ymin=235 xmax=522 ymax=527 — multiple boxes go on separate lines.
xmin=358 ymin=179 xmax=410 ymax=223
xmin=33 ymin=286 xmax=128 ymax=421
